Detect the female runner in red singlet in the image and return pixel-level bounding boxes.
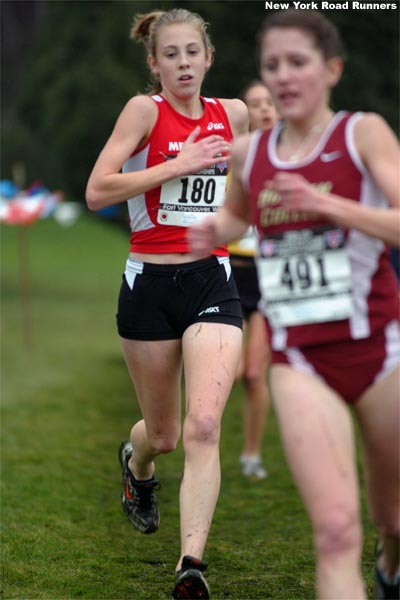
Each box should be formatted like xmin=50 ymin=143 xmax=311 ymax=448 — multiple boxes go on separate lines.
xmin=86 ymin=9 xmax=248 ymax=599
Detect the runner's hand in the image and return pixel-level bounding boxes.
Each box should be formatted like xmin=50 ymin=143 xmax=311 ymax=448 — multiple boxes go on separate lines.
xmin=265 ymin=172 xmax=319 ymax=212
xmin=176 ymin=126 xmax=231 ymax=175
xmin=187 ymin=216 xmax=218 ymax=257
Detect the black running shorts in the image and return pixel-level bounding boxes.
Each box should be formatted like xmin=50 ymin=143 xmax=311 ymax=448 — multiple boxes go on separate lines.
xmin=117 ymin=255 xmax=243 ymax=340
xmin=230 ymin=255 xmax=261 ymax=320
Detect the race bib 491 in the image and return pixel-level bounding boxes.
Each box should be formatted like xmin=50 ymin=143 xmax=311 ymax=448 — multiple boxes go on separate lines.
xmin=256 ymin=227 xmax=353 ymax=328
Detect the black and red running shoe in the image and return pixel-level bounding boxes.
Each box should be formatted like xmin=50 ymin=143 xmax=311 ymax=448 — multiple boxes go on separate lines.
xmin=172 ymin=555 xmax=210 ymax=599
xmin=118 ymin=441 xmax=160 ymax=534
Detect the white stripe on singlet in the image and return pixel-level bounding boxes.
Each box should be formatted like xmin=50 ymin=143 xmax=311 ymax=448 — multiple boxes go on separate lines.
xmin=123 ymin=146 xmax=154 ymax=233
xmin=374 ymin=319 xmax=400 ymax=384
xmin=345 ymin=113 xmax=388 ymax=339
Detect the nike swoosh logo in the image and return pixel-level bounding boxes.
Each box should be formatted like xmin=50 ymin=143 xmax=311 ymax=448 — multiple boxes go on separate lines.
xmin=320 ymin=151 xmax=342 ymax=162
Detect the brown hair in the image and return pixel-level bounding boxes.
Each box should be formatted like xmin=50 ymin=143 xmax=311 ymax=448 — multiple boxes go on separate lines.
xmin=257 ymin=9 xmax=344 ymax=61
xmin=131 ymin=8 xmax=215 ymax=94
xmin=240 ymin=80 xmax=268 ymax=101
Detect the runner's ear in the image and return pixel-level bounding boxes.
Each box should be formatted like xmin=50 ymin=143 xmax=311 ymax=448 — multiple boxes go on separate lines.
xmin=326 ymin=56 xmax=343 ymax=89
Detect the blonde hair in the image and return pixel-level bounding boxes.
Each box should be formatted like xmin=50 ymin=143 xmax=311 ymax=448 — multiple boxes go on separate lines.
xmin=131 ymin=9 xmax=215 ymax=94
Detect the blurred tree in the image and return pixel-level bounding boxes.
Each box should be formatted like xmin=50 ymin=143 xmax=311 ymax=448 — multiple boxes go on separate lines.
xmin=328 ymin=9 xmax=398 ymax=124
xmin=2 ymin=0 xmax=153 ymax=198
xmin=2 ymin=1 xmax=398 ymax=201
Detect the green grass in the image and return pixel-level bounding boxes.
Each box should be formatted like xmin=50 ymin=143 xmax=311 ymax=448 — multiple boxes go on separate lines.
xmin=2 ymin=215 xmax=376 ymax=599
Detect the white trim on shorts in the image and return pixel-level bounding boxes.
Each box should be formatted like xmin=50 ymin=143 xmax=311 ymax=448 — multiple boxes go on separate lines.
xmin=374 ymin=319 xmax=400 ymax=384
xmin=124 ymin=258 xmax=144 ymax=290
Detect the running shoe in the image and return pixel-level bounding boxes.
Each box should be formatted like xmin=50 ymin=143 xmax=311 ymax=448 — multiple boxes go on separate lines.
xmin=172 ymin=555 xmax=210 ymax=599
xmin=239 ymin=455 xmax=268 ymax=479
xmin=118 ymin=440 xmax=160 ymax=534
xmin=375 ymin=538 xmax=400 ymax=600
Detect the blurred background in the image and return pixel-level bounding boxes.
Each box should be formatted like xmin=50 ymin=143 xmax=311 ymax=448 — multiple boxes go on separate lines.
xmin=2 ymin=0 xmax=399 ymax=204
xmin=1 ymin=3 xmax=399 ymax=599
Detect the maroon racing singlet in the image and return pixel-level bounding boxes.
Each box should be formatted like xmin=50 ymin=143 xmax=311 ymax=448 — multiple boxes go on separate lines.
xmin=243 ymin=111 xmax=399 ymax=350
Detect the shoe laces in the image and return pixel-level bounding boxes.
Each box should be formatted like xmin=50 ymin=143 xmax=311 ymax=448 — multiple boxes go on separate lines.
xmin=132 ymin=477 xmax=160 ymax=511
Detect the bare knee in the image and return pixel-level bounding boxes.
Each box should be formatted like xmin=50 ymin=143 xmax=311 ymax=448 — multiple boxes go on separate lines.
xmin=314 ymin=506 xmax=362 ymax=558
xmin=148 ymin=429 xmax=180 ymax=455
xmin=183 ymin=413 xmax=221 ymax=448
xmin=242 ymin=350 xmax=269 ymax=393
xmin=243 ymin=369 xmax=266 ymax=392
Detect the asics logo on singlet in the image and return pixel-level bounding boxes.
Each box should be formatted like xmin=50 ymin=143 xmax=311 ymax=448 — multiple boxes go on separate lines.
xmin=168 ymin=142 xmax=184 ymax=151
xmin=207 ymin=122 xmax=225 ymax=131
xmin=198 ymin=306 xmax=220 ymax=316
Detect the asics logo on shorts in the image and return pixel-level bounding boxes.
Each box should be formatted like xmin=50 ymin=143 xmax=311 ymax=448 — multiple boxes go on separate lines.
xmin=198 ymin=306 xmax=220 ymax=316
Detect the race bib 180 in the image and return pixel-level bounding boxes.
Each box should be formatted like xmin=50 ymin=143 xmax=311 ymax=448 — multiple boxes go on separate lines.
xmin=157 ymin=161 xmax=228 ymax=227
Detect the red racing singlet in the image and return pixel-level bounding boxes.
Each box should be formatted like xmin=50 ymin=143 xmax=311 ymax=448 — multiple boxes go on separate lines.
xmin=123 ymin=95 xmax=233 ymax=256
xmin=243 ymin=111 xmax=399 ymax=350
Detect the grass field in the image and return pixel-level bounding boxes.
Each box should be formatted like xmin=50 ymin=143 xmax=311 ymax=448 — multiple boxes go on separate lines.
xmin=2 ymin=215 xmax=377 ymax=599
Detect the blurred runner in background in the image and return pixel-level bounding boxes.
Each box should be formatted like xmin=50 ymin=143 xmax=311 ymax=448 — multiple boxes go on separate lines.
xmin=228 ymin=81 xmax=279 ymax=480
